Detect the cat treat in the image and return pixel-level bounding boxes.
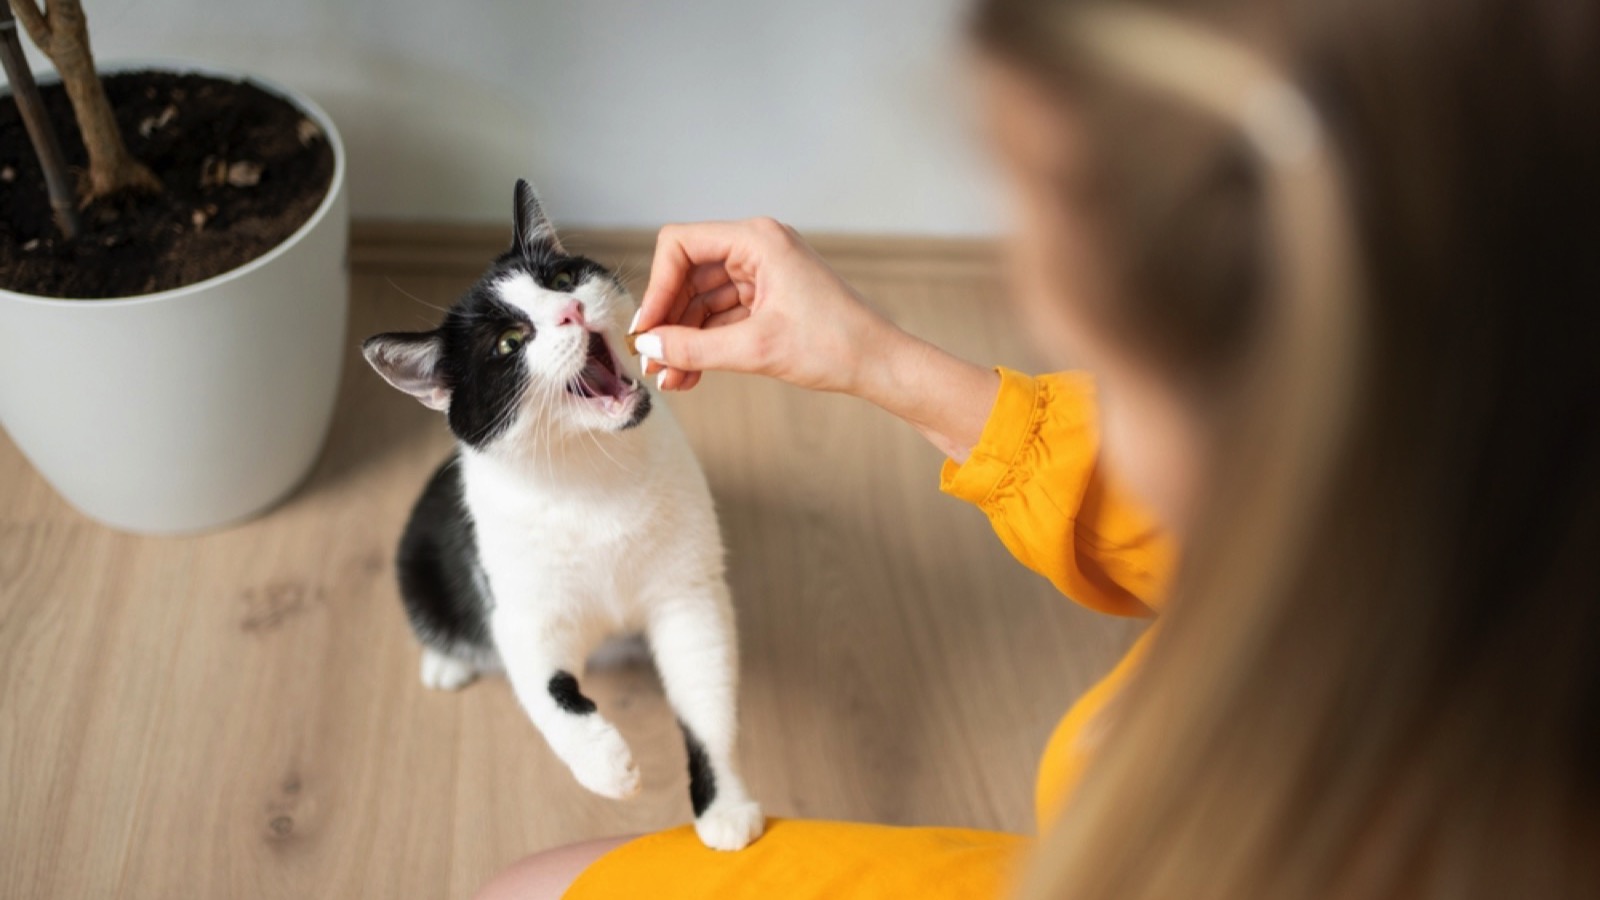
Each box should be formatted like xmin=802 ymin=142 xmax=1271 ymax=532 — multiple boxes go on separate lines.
xmin=361 ymin=180 xmax=763 ymax=852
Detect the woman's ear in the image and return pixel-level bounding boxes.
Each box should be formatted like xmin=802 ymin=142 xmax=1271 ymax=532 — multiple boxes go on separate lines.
xmin=512 ymin=178 xmax=566 ymax=258
xmin=362 ymin=331 xmax=450 ymax=411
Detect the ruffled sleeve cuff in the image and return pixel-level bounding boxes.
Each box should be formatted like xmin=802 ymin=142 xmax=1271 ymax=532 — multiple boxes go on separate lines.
xmin=940 ymin=368 xmax=1049 ymax=507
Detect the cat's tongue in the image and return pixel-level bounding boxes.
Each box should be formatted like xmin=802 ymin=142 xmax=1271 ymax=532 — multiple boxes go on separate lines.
xmin=572 ymin=331 xmax=632 ymax=407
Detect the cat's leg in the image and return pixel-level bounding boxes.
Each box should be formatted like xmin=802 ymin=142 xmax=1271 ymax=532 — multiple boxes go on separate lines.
xmin=647 ymin=592 xmax=764 ymax=851
xmin=491 ymin=609 xmax=642 ymax=800
xmin=419 ymin=645 xmax=479 ymax=691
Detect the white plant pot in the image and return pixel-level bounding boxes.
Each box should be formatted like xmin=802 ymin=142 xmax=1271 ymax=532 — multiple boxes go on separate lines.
xmin=0 ymin=62 xmax=348 ymax=534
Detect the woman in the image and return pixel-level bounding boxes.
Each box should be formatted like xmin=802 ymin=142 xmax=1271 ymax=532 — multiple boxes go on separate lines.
xmin=484 ymin=0 xmax=1600 ymax=896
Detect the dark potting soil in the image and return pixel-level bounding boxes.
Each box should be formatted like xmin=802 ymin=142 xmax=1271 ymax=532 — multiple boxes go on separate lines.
xmin=0 ymin=71 xmax=334 ymax=299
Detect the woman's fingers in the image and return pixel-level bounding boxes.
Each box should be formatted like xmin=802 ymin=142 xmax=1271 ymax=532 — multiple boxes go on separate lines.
xmin=667 ymin=272 xmax=734 ymax=331
xmin=646 ymin=302 xmax=750 ymax=392
xmin=634 ymin=216 xmax=872 ymax=393
xmin=647 ymin=366 xmax=702 ymax=392
xmin=702 ymin=306 xmax=751 ymax=330
xmin=638 ymin=304 xmax=746 ymax=375
xmin=680 ymin=283 xmax=743 ymax=329
xmin=638 ymin=222 xmax=758 ymax=331
xmin=635 ymin=223 xmax=764 ymax=391
xmin=637 ymin=322 xmax=761 ymax=375
xmin=686 ymin=262 xmax=733 ymax=296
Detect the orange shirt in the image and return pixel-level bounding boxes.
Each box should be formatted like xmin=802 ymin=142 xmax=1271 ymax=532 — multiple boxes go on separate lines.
xmin=941 ymin=369 xmax=1171 ymax=830
xmin=568 ymin=369 xmax=1171 ymax=898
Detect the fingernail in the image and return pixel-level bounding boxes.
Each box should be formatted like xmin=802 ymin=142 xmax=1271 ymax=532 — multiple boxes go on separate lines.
xmin=628 ymin=309 xmax=642 ymax=334
xmin=634 ymin=333 xmax=663 ymax=361
xmin=655 ymin=369 xmax=668 ymax=390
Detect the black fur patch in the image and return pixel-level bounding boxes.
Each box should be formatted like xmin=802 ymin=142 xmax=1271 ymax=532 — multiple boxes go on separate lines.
xmin=620 ymin=387 xmax=652 ymax=430
xmin=435 ymin=273 xmax=533 ymax=448
xmin=395 ymin=455 xmax=495 ymax=653
xmin=681 ymin=722 xmax=718 ymax=817
xmin=548 ymin=671 xmax=597 ymax=715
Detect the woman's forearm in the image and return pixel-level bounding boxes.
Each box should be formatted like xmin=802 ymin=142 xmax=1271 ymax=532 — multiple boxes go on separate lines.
xmin=853 ymin=328 xmax=1000 ymax=463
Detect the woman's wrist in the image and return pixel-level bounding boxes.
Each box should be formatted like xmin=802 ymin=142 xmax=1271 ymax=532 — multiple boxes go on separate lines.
xmin=855 ymin=327 xmax=1000 ymax=462
xmin=846 ymin=319 xmax=914 ymax=403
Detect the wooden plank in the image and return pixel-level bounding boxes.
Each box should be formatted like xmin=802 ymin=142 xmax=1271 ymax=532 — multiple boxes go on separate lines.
xmin=349 ymin=221 xmax=1004 ymax=282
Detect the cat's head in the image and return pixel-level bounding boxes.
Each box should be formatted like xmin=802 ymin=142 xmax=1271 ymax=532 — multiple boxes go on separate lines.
xmin=362 ymin=180 xmax=650 ymax=451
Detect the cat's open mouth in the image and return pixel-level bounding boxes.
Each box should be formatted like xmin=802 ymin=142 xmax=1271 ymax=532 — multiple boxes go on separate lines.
xmin=567 ymin=331 xmax=637 ymax=411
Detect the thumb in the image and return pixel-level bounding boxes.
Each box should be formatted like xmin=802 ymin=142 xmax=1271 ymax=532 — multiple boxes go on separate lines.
xmin=636 ymin=323 xmax=759 ymax=374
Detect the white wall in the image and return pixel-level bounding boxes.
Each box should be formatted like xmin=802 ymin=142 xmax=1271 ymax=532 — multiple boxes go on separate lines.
xmin=7 ymin=0 xmax=1004 ymax=234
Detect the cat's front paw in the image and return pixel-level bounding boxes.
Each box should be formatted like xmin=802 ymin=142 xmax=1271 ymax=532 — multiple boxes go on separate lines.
xmin=695 ymin=800 xmax=765 ymax=851
xmin=567 ymin=722 xmax=642 ymax=800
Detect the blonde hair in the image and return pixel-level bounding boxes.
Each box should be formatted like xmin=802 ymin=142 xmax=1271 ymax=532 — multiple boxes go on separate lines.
xmin=973 ymin=1 xmax=1600 ymax=897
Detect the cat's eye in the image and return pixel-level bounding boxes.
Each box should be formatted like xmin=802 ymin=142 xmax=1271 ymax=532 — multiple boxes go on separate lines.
xmin=550 ymin=270 xmax=576 ymax=291
xmin=495 ymin=328 xmax=527 ymax=356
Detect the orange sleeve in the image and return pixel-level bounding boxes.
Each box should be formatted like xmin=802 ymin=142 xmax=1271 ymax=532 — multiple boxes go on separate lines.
xmin=941 ymin=369 xmax=1173 ymax=616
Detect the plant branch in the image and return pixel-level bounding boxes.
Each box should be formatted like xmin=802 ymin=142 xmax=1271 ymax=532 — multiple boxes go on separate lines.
xmin=13 ymin=0 xmax=161 ymax=199
xmin=7 ymin=0 xmax=49 ymax=46
xmin=1 ymin=0 xmax=79 ymax=237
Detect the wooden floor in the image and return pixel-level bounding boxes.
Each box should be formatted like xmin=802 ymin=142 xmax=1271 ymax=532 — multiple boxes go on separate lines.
xmin=0 ymin=232 xmax=1141 ymax=899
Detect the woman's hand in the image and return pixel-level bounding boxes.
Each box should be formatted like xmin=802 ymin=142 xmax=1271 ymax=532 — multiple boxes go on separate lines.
xmin=632 ymin=218 xmax=1000 ymax=462
xmin=632 ymin=218 xmax=894 ymax=395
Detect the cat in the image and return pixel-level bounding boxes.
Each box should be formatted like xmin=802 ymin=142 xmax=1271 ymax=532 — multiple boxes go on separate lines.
xmin=361 ymin=180 xmax=763 ymax=851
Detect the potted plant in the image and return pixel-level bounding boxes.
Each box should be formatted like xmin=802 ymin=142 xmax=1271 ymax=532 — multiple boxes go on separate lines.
xmin=0 ymin=0 xmax=348 ymax=533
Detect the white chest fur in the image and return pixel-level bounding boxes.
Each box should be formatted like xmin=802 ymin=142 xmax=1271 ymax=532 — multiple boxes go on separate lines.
xmin=459 ymin=406 xmax=723 ymax=634
xmin=449 ymin=404 xmax=761 ymax=849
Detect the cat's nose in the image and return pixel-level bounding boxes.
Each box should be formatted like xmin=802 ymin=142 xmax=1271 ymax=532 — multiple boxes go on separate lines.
xmin=554 ymin=298 xmax=586 ymax=328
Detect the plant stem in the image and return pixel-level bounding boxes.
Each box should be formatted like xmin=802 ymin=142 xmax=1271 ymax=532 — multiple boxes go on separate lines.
xmin=41 ymin=0 xmax=160 ymax=197
xmin=0 ymin=3 xmax=79 ymax=238
xmin=9 ymin=0 xmax=160 ymax=201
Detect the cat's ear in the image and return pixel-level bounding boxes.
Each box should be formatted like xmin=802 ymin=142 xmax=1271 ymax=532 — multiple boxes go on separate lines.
xmin=362 ymin=331 xmax=450 ymax=411
xmin=512 ymin=178 xmax=566 ymax=257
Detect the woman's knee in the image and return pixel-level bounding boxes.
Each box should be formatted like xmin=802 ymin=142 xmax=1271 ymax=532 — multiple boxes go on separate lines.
xmin=474 ymin=836 xmax=634 ymax=900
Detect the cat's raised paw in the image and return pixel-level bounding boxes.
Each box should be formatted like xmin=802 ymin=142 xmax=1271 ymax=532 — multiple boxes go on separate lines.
xmin=420 ymin=647 xmax=478 ymax=691
xmin=568 ymin=723 xmax=642 ymax=800
xmin=695 ymin=800 xmax=765 ymax=851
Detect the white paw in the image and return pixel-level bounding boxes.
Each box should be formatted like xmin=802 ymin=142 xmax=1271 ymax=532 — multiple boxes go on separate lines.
xmin=420 ymin=647 xmax=478 ymax=691
xmin=695 ymin=800 xmax=764 ymax=851
xmin=567 ymin=722 xmax=642 ymax=800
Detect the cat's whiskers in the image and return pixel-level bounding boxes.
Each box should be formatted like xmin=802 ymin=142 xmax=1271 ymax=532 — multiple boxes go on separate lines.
xmin=565 ymin=391 xmax=640 ymax=478
xmin=538 ymin=380 xmax=563 ymax=483
xmin=609 ymin=259 xmax=641 ymax=293
xmin=386 ymin=278 xmax=452 ymax=314
xmin=478 ymin=389 xmax=528 ymax=452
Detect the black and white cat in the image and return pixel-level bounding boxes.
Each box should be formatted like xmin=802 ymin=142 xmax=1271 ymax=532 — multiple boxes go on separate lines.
xmin=361 ymin=180 xmax=763 ymax=851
